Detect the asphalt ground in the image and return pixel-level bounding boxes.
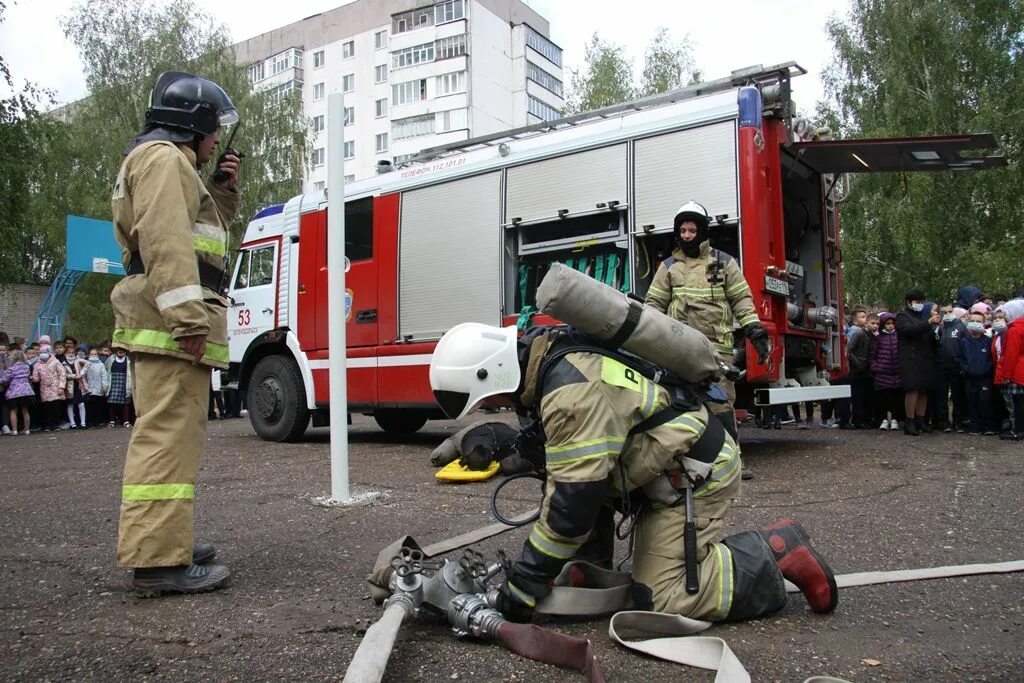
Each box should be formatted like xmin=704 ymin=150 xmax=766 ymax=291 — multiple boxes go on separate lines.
xmin=1 ymin=414 xmax=1022 ymax=682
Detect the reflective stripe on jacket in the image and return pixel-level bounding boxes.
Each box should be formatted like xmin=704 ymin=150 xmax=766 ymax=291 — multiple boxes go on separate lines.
xmin=110 ymin=141 xmax=239 ymax=368
xmin=644 ymin=241 xmax=758 ymax=358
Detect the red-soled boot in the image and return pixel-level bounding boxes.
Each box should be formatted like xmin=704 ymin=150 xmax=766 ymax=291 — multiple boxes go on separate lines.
xmin=758 ymin=519 xmax=838 ymax=614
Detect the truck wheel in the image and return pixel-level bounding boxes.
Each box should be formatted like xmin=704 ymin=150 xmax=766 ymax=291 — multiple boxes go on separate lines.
xmin=373 ymin=410 xmax=428 ymax=435
xmin=248 ymin=355 xmax=310 ymax=442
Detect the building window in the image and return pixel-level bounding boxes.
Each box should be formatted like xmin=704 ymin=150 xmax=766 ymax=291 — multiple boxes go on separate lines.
xmin=344 ymin=140 xmax=355 ymax=159
xmin=312 ymin=147 xmax=325 ymax=166
xmin=375 ymin=132 xmax=389 ymax=153
xmin=435 ymin=0 xmax=465 ymax=24
xmin=439 ymin=110 xmax=452 ymax=131
xmin=312 ymin=114 xmax=324 ymax=132
xmin=374 ymin=29 xmax=388 ymax=50
xmin=526 ymin=25 xmax=562 ymax=67
xmin=344 ymin=106 xmax=355 ymax=125
xmin=393 ymin=153 xmax=417 ymax=164
xmin=392 ymin=78 xmax=427 ymax=106
xmin=375 ymin=64 xmax=388 ymax=83
xmin=268 ymin=81 xmax=298 ymax=105
xmin=393 ymin=7 xmax=434 ymax=34
xmin=313 ymin=82 xmax=325 ymax=100
xmin=248 ymin=62 xmax=265 ymax=84
xmin=342 ymin=41 xmax=355 ymax=59
xmin=313 ymin=50 xmax=325 ymax=68
xmin=527 ymin=61 xmax=563 ymax=97
xmin=270 ymin=48 xmax=302 ymax=76
xmin=342 ymin=74 xmax=355 ymax=92
xmin=392 ymin=42 xmax=434 ymax=69
xmin=375 ymin=98 xmax=388 ymax=118
xmin=528 ymin=95 xmax=561 ymax=122
xmin=435 ymin=34 xmax=467 ymax=60
xmin=313 ymin=181 xmax=325 ymax=191
xmin=393 ymin=113 xmax=435 ymax=140
xmin=436 ymin=71 xmax=466 ymax=96
xmin=345 ymin=174 xmax=356 ymax=183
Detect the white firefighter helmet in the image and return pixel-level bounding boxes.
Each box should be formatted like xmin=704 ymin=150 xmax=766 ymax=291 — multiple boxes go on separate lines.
xmin=429 ymin=323 xmax=521 ymax=420
xmin=673 ymin=201 xmax=710 ymax=231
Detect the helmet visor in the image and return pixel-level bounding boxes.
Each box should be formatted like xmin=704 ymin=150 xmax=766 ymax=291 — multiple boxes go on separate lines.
xmin=433 ymin=390 xmax=470 ymax=420
xmin=218 ymin=108 xmax=240 ymax=126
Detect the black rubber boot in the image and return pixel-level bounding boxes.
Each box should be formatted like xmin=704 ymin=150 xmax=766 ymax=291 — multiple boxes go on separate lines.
xmin=133 ymin=563 xmax=231 ymax=597
xmin=904 ymin=420 xmax=920 ymax=436
xmin=917 ymin=418 xmax=933 ymax=434
xmin=720 ymin=531 xmax=787 ymax=621
xmin=193 ymin=542 xmax=217 ymax=565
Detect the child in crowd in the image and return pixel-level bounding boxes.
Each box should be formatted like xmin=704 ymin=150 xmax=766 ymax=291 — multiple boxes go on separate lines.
xmin=989 ymin=308 xmax=1010 ymax=431
xmin=105 ymin=348 xmax=132 ymax=427
xmin=62 ymin=346 xmax=89 ymax=429
xmin=936 ymin=306 xmax=969 ymax=432
xmin=24 ymin=347 xmax=42 ymax=431
xmin=847 ymin=307 xmax=872 ymax=428
xmin=84 ymin=347 xmax=109 ymax=427
xmin=957 ymin=311 xmax=995 ymax=435
xmin=998 ymin=300 xmax=1024 ymax=441
xmin=31 ymin=345 xmax=67 ymax=431
xmin=0 ymin=342 xmax=8 ymax=434
xmin=2 ymin=350 xmax=35 ymax=435
xmin=869 ymin=312 xmax=902 ymax=429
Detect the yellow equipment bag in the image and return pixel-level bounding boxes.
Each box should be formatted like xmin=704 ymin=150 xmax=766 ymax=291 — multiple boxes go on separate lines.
xmin=435 ymin=459 xmax=501 ymax=482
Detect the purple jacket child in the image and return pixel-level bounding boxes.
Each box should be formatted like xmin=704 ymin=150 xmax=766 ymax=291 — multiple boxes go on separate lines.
xmin=869 ymin=312 xmax=902 ymax=390
xmin=3 ymin=361 xmax=35 ymax=400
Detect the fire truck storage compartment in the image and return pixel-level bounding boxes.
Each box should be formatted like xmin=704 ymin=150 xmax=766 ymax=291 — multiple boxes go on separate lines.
xmin=780 ymin=149 xmax=828 ymax=330
xmin=506 ymin=144 xmax=627 ymax=224
xmin=633 ymin=120 xmax=739 ymax=233
xmin=399 ymin=171 xmax=502 ymax=341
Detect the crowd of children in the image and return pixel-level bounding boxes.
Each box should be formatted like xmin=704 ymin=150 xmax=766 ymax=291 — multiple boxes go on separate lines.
xmin=765 ymin=285 xmax=1024 ymax=440
xmin=0 ymin=334 xmax=133 ymax=434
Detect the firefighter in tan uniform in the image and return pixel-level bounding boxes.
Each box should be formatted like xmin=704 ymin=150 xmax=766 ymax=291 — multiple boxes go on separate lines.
xmin=644 ymin=201 xmax=771 ymax=440
xmin=429 ymin=323 xmax=837 ymax=623
xmin=111 ymin=71 xmax=241 ymax=595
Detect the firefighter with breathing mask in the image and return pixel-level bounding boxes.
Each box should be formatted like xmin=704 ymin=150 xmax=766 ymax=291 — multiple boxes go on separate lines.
xmin=644 ymin=202 xmax=771 ymax=442
xmin=110 ymin=71 xmax=241 ymax=595
xmin=427 ymin=322 xmax=838 ymax=624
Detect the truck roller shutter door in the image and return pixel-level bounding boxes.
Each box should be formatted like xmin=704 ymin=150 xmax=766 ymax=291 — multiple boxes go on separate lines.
xmin=506 ymin=144 xmax=626 ymax=224
xmin=634 ymin=120 xmax=738 ymax=231
xmin=399 ymin=171 xmax=502 ymax=340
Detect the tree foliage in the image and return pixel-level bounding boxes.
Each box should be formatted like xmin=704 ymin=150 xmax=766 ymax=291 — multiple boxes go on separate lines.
xmin=821 ymin=0 xmax=1024 ymax=307
xmin=566 ymin=28 xmax=700 ymax=115
xmin=35 ymin=0 xmax=310 ymax=341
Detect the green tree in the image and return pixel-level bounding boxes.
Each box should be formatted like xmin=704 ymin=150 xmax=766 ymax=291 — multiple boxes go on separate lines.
xmin=49 ymin=0 xmax=309 ymax=341
xmin=566 ymin=28 xmax=701 ymax=115
xmin=822 ymin=0 xmax=1023 ymax=306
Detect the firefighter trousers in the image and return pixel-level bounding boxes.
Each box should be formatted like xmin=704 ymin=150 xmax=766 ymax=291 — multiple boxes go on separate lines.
xmin=631 ymin=462 xmax=785 ymax=622
xmin=117 ymin=353 xmax=209 ymax=568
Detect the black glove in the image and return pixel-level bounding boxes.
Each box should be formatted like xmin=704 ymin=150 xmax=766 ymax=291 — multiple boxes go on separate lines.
xmin=744 ymin=323 xmax=772 ymax=365
xmin=494 ymin=580 xmax=536 ymax=623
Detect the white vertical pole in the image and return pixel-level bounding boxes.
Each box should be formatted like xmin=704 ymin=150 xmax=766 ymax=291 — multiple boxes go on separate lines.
xmin=327 ymin=92 xmax=350 ymax=502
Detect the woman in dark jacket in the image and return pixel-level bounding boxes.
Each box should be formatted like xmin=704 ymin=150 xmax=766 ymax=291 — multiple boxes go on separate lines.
xmin=895 ymin=288 xmax=941 ymax=436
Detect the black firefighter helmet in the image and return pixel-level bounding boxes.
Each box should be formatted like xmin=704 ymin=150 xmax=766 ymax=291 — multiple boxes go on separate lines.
xmin=145 ymin=71 xmax=239 ymax=136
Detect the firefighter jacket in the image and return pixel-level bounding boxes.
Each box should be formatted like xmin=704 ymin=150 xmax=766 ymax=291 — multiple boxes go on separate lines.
xmin=110 ymin=141 xmax=239 ymax=368
xmin=505 ymin=345 xmax=741 ymax=609
xmin=644 ymin=240 xmax=759 ymax=359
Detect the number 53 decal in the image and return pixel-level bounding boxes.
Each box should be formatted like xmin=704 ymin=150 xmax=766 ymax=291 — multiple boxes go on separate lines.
xmin=237 ymin=309 xmax=251 ymax=326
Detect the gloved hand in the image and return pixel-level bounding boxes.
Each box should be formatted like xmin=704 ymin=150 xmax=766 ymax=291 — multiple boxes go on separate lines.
xmin=744 ymin=323 xmax=772 ymax=365
xmin=494 ymin=580 xmax=536 ymax=623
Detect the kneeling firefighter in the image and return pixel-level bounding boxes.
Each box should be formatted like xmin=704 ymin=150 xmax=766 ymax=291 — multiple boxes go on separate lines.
xmin=429 ymin=323 xmax=838 ymax=623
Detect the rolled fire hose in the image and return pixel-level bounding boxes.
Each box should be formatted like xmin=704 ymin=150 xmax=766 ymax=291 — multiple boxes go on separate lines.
xmin=535 ymin=262 xmax=723 ymax=382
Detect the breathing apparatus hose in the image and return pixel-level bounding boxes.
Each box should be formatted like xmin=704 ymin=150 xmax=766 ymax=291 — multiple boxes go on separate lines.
xmin=491 ymin=472 xmax=545 ymax=527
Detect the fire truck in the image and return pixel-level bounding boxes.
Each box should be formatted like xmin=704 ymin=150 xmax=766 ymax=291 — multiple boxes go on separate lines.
xmin=226 ymin=62 xmax=1005 ymax=441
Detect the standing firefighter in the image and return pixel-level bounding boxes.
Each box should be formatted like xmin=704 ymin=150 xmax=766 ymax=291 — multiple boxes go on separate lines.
xmin=428 ymin=323 xmax=837 ymax=624
xmin=644 ymin=201 xmax=771 ymax=438
xmin=111 ymin=71 xmax=242 ymax=595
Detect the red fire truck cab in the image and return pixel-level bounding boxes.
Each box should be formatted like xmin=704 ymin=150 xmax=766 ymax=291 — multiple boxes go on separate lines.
xmin=226 ymin=62 xmax=1005 ymax=441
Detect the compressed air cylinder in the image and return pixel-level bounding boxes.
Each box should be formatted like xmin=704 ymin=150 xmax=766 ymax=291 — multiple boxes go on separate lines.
xmin=535 ymin=262 xmax=722 ymax=383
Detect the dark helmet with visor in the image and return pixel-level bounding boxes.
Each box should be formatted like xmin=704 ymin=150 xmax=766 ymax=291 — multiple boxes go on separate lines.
xmin=145 ymin=71 xmax=239 ymax=136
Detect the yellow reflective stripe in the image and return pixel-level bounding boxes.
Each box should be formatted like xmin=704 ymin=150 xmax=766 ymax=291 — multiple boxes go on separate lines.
xmin=507 ymin=581 xmax=536 ymax=607
xmin=529 ymin=527 xmax=580 ymax=559
xmin=193 ymin=221 xmax=224 ymax=239
xmin=546 ymin=437 xmax=625 ymax=467
xmin=737 ymin=313 xmax=760 ymax=327
xmin=600 ymin=357 xmax=645 ymax=393
xmin=193 ymin=235 xmax=227 ymax=257
xmin=112 ymin=328 xmax=229 ymax=364
xmin=122 ymin=483 xmax=195 ymax=501
xmin=725 ymin=280 xmax=750 ymax=296
xmin=647 ymin=284 xmax=670 ymax=301
xmin=155 ymin=284 xmax=203 ymax=312
xmin=712 ymin=543 xmax=734 ymax=620
xmin=696 ymin=443 xmax=740 ymax=498
xmin=664 ymin=413 xmax=706 ymax=436
xmin=672 ymin=285 xmax=726 ymax=297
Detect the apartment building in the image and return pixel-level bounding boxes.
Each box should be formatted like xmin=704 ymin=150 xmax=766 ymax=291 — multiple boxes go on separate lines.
xmin=233 ymin=0 xmax=564 ymax=189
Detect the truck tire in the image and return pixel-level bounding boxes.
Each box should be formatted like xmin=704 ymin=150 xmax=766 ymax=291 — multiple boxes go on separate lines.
xmin=373 ymin=409 xmax=428 ymax=435
xmin=248 ymin=355 xmax=310 ymax=442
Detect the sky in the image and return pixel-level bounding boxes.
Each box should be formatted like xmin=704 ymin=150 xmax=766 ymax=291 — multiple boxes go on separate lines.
xmin=0 ymin=0 xmax=850 ymax=111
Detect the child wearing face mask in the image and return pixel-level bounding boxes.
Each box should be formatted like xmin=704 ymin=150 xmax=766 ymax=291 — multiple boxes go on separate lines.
xmin=30 ymin=345 xmax=67 ymax=431
xmin=83 ymin=347 xmax=110 ymax=428
xmin=869 ymin=312 xmax=903 ymax=429
xmin=997 ymin=299 xmax=1024 ymax=440
xmin=62 ymin=347 xmax=89 ymax=429
xmin=957 ymin=312 xmax=995 ymax=435
xmin=105 ymin=348 xmax=132 ymax=427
